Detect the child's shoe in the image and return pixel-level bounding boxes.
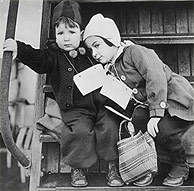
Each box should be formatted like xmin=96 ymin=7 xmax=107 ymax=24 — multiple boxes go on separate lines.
xmin=133 ymin=173 xmax=154 ymax=186
xmin=162 ymin=165 xmax=189 ymax=187
xmin=162 ymin=174 xmax=188 ymax=187
xmin=107 ymin=161 xmax=124 ymax=187
xmin=71 ymin=168 xmax=88 ymax=187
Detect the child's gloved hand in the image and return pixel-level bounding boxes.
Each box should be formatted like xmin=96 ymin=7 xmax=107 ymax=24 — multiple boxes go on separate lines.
xmin=3 ymin=38 xmax=17 ymax=60
xmin=147 ymin=117 xmax=161 ymax=137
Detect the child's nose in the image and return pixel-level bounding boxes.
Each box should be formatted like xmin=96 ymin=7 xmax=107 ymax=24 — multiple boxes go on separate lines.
xmin=63 ymin=33 xmax=70 ymax=41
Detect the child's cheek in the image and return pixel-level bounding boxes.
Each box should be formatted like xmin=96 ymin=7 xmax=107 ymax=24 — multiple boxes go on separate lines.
xmin=56 ymin=38 xmax=59 ymax=45
xmin=56 ymin=38 xmax=62 ymax=49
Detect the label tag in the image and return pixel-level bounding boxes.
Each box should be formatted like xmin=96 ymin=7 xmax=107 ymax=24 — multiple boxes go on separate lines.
xmin=73 ymin=64 xmax=106 ymax=95
xmin=100 ymin=75 xmax=133 ymax=109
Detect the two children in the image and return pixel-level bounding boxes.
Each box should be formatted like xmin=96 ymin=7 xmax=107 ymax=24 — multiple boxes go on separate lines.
xmin=83 ymin=13 xmax=194 ymax=187
xmin=3 ymin=1 xmax=124 ymax=187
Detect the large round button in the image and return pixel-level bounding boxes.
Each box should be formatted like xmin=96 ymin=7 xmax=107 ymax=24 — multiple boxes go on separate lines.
xmin=67 ymin=68 xmax=73 ymax=72
xmin=121 ymin=75 xmax=126 ymax=81
xmin=133 ymin=88 xmax=138 ymax=94
xmin=160 ymin=102 xmax=166 ymax=108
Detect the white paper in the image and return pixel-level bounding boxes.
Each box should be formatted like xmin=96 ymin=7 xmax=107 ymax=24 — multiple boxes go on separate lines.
xmin=100 ymin=75 xmax=133 ymax=109
xmin=73 ymin=64 xmax=106 ymax=95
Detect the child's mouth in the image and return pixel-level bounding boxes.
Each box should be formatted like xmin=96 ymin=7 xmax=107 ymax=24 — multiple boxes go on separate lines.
xmin=64 ymin=44 xmax=72 ymax=47
xmin=97 ymin=56 xmax=102 ymax=62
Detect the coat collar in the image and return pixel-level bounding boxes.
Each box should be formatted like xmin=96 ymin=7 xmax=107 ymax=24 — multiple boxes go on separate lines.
xmin=112 ymin=40 xmax=135 ymax=64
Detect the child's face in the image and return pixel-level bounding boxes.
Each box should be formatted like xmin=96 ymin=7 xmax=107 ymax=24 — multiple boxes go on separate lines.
xmin=56 ymin=23 xmax=81 ymax=51
xmin=85 ymin=36 xmax=116 ymax=65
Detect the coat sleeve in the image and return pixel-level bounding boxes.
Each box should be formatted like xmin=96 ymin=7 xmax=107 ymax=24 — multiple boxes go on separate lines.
xmin=17 ymin=41 xmax=54 ymax=74
xmin=129 ymin=46 xmax=168 ymax=117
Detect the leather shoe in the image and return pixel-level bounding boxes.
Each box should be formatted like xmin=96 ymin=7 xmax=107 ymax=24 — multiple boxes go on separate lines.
xmin=107 ymin=161 xmax=124 ymax=187
xmin=162 ymin=174 xmax=188 ymax=187
xmin=133 ymin=173 xmax=154 ymax=187
xmin=71 ymin=168 xmax=88 ymax=187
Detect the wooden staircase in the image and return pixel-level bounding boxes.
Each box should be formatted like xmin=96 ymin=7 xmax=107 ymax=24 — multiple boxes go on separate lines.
xmin=34 ymin=134 xmax=194 ymax=191
xmin=2 ymin=1 xmax=192 ymax=191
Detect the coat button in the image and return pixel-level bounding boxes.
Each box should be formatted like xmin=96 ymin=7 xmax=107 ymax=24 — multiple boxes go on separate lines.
xmin=67 ymin=68 xmax=73 ymax=72
xmin=133 ymin=88 xmax=138 ymax=94
xmin=121 ymin=75 xmax=126 ymax=81
xmin=66 ymin=103 xmax=70 ymax=107
xmin=67 ymin=86 xmax=72 ymax=89
xmin=160 ymin=102 xmax=166 ymax=108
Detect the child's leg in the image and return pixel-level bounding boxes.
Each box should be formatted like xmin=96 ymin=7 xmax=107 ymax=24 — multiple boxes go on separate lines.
xmin=95 ymin=106 xmax=124 ymax=187
xmin=156 ymin=113 xmax=190 ymax=186
xmin=95 ymin=106 xmax=122 ymax=161
xmin=156 ymin=113 xmax=189 ymax=170
xmin=60 ymin=109 xmax=97 ymax=169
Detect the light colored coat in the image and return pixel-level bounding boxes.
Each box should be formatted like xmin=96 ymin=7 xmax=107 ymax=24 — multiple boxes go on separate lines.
xmin=110 ymin=45 xmax=194 ymax=121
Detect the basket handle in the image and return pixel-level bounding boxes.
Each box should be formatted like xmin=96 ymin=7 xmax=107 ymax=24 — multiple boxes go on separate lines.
xmin=119 ymin=119 xmax=135 ymax=140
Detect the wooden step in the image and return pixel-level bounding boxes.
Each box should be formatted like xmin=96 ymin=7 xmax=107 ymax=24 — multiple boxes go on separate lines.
xmin=37 ymin=186 xmax=194 ymax=191
xmin=37 ymin=172 xmax=194 ymax=191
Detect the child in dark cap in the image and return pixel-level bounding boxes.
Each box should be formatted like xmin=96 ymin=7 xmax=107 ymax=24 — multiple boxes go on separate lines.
xmin=3 ymin=0 xmax=124 ymax=187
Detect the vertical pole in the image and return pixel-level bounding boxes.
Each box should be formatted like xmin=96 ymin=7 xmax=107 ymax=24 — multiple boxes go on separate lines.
xmin=0 ymin=0 xmax=30 ymax=168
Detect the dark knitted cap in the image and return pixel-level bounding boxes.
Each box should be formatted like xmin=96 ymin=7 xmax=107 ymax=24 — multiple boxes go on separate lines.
xmin=52 ymin=0 xmax=81 ymax=28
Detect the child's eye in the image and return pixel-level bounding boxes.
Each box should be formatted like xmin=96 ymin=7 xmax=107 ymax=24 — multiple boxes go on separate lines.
xmin=94 ymin=44 xmax=99 ymax=48
xmin=69 ymin=30 xmax=76 ymax=34
xmin=57 ymin=31 xmax=63 ymax=35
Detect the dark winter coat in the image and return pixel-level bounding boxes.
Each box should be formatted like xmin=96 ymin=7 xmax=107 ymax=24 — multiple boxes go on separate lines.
xmin=16 ymin=41 xmax=95 ymax=112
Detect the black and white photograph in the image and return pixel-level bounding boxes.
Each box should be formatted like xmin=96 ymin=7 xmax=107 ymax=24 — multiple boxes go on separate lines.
xmin=0 ymin=0 xmax=194 ymax=191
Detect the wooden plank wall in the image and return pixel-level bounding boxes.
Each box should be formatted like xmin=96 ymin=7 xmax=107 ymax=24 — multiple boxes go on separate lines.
xmin=145 ymin=44 xmax=193 ymax=78
xmin=80 ymin=1 xmax=194 ymax=35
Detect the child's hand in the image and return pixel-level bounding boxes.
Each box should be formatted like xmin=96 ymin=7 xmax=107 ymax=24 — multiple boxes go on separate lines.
xmin=147 ymin=117 xmax=160 ymax=137
xmin=3 ymin=38 xmax=17 ymax=60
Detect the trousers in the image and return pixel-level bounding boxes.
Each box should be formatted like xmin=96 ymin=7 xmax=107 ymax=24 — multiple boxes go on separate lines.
xmin=131 ymin=105 xmax=190 ymax=169
xmin=60 ymin=106 xmax=122 ymax=169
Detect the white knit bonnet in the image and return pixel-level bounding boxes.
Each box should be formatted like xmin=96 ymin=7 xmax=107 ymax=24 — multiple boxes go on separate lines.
xmin=83 ymin=14 xmax=121 ymax=47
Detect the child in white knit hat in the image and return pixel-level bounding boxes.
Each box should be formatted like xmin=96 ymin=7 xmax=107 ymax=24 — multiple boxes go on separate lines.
xmin=83 ymin=13 xmax=194 ymax=187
